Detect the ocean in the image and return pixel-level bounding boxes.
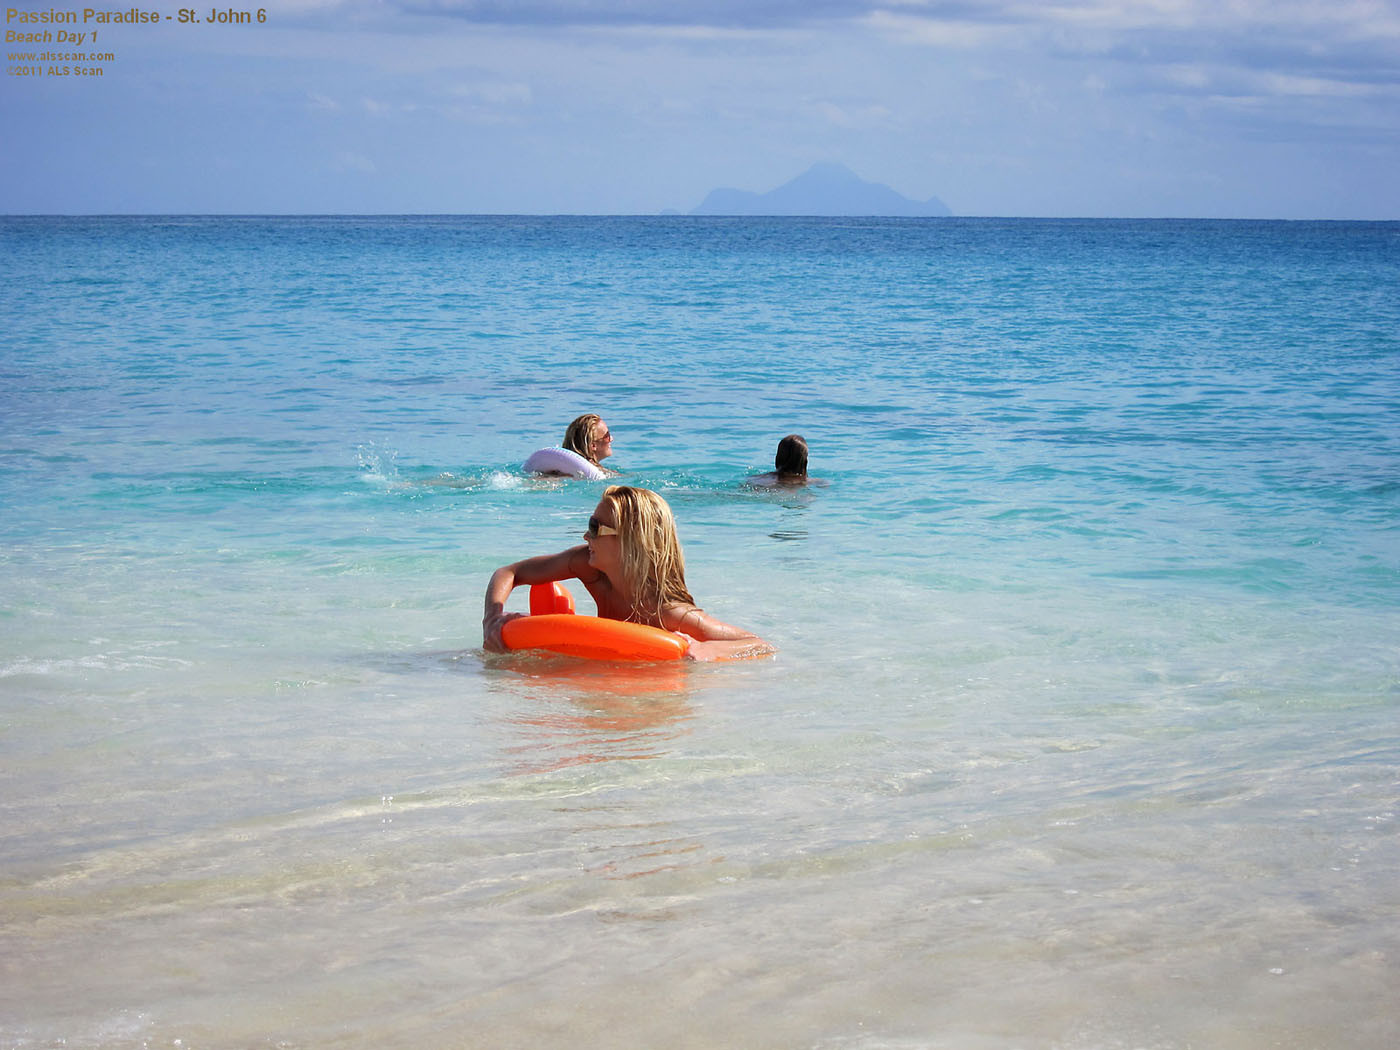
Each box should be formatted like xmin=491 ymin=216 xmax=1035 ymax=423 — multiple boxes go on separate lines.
xmin=1 ymin=215 xmax=1397 ymax=1049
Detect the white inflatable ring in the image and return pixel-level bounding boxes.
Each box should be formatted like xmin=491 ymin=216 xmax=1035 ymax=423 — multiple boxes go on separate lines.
xmin=522 ymin=447 xmax=608 ymax=480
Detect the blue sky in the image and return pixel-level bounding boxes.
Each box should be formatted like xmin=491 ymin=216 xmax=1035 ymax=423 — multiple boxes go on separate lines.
xmin=3 ymin=0 xmax=1397 ymax=216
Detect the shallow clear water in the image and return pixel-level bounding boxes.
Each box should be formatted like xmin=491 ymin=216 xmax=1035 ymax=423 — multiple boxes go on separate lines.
xmin=1 ymin=216 xmax=1397 ymax=1049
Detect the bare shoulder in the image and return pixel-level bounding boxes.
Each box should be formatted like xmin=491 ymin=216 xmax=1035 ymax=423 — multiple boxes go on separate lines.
xmin=744 ymin=471 xmax=780 ymax=489
xmin=744 ymin=472 xmax=826 ymax=490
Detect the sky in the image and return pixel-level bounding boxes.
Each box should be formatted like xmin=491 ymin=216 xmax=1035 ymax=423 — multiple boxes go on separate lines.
xmin=2 ymin=0 xmax=1398 ymax=217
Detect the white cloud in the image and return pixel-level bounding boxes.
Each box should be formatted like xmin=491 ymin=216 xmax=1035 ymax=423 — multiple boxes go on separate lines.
xmin=862 ymin=11 xmax=1011 ymax=47
xmin=450 ymin=81 xmax=534 ymax=105
xmin=812 ymin=99 xmax=895 ymax=129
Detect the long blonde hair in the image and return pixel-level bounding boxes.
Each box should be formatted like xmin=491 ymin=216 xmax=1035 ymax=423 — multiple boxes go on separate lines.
xmin=562 ymin=413 xmax=605 ymax=466
xmin=602 ymin=485 xmax=695 ymax=621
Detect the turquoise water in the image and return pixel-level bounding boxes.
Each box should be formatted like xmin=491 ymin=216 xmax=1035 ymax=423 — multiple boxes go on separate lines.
xmin=2 ymin=216 xmax=1397 ymax=1049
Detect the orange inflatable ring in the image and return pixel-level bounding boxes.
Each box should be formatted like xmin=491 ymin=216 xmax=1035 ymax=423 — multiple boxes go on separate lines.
xmin=501 ymin=583 xmax=689 ymax=663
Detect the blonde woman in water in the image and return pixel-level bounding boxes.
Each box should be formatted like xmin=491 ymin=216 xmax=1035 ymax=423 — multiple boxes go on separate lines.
xmin=561 ymin=413 xmax=620 ymax=476
xmin=483 ymin=486 xmax=775 ymax=662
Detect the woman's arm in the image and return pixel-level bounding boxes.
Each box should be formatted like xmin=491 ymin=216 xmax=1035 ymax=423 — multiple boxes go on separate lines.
xmin=663 ymin=605 xmax=777 ymax=662
xmin=482 ymin=546 xmax=594 ymax=652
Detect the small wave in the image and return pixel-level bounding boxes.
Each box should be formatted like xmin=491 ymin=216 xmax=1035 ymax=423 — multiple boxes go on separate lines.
xmin=356 ymin=442 xmax=401 ymax=486
xmin=57 ymin=274 xmax=124 ymax=287
xmin=0 ymin=650 xmax=192 ymax=678
xmin=400 ymin=469 xmax=539 ymax=492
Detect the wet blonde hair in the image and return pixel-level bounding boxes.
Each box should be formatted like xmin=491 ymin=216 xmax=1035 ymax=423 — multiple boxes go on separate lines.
xmin=601 ymin=485 xmax=695 ymax=621
xmin=562 ymin=413 xmax=605 ymax=466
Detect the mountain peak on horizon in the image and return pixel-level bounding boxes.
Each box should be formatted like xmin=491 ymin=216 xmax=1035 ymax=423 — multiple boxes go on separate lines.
xmin=689 ymin=163 xmax=951 ymax=217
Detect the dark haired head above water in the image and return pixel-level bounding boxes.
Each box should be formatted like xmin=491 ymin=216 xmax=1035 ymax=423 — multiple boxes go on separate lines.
xmin=747 ymin=434 xmax=821 ymax=488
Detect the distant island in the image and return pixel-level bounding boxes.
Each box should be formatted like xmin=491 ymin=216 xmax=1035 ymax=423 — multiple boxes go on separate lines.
xmin=685 ymin=163 xmax=952 ymax=217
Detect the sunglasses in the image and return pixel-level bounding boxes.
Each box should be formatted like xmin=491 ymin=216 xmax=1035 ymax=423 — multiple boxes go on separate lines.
xmin=587 ymin=515 xmax=618 ymax=538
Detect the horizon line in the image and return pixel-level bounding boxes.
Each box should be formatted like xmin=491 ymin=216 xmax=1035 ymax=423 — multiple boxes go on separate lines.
xmin=4 ymin=212 xmax=1396 ymax=222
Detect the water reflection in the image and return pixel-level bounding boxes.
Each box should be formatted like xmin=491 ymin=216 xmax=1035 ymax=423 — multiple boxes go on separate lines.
xmin=492 ymin=656 xmax=695 ymax=776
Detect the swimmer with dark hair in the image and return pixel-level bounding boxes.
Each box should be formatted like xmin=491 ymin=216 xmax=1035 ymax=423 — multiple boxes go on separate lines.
xmin=747 ymin=434 xmax=821 ymax=488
